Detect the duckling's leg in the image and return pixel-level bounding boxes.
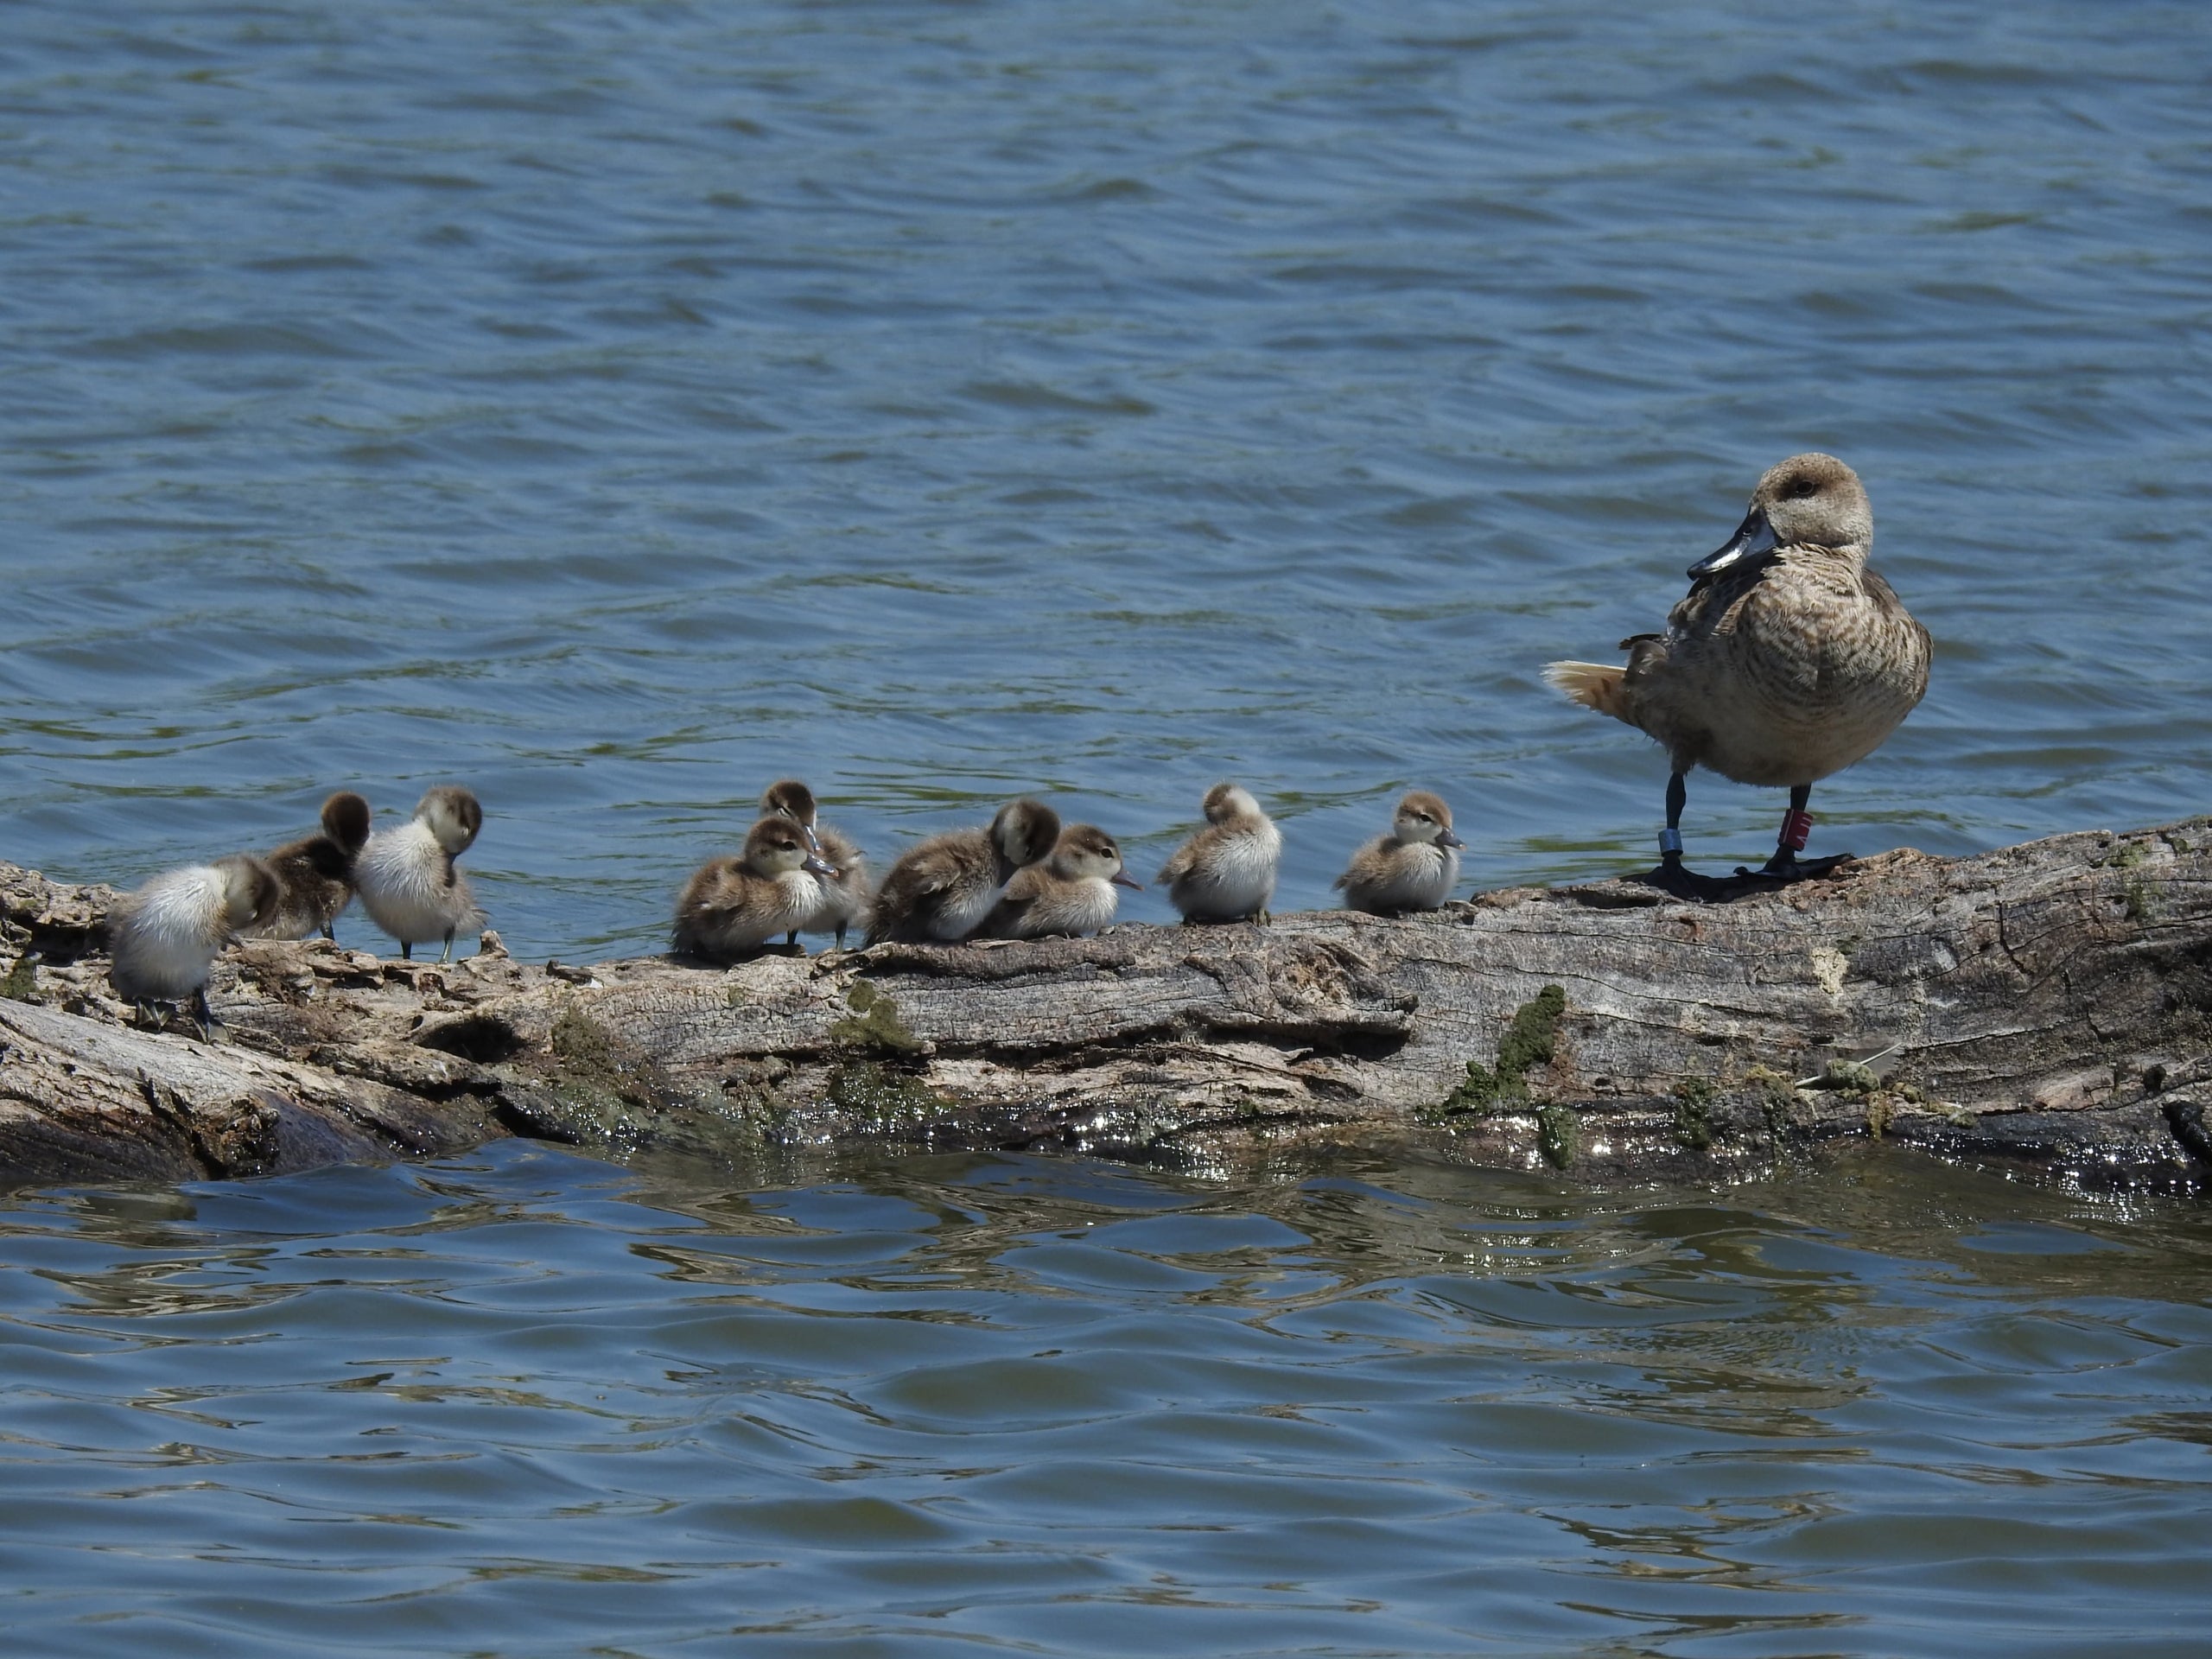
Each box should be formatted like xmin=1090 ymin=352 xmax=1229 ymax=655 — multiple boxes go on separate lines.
xmin=401 ymin=941 xmax=413 ymax=962
xmin=834 ymin=921 xmax=848 ymax=951
xmin=321 ymin=923 xmax=336 ymax=943
xmin=191 ymin=987 xmax=218 ymax=1043
xmin=438 ymin=931 xmax=454 ymax=965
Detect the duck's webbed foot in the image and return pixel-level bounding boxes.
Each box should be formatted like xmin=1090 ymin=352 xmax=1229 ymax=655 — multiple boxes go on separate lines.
xmin=1733 ymin=848 xmax=1853 ymax=883
xmin=1638 ymin=853 xmax=1738 ymax=900
xmin=1732 ymin=796 xmax=1849 ymax=883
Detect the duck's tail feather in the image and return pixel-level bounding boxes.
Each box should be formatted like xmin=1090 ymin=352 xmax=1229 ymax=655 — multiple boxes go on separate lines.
xmin=1543 ymin=659 xmax=1635 ymax=724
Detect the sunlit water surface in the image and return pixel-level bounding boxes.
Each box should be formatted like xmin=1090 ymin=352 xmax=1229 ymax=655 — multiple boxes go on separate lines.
xmin=2 ymin=1144 xmax=2209 ymax=1657
xmin=3 ymin=1 xmax=2210 ymax=951
xmin=5 ymin=4 xmax=2212 ymax=1652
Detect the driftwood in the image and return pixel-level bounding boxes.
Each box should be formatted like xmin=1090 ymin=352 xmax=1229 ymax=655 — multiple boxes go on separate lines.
xmin=3 ymin=818 xmax=2209 ymax=1193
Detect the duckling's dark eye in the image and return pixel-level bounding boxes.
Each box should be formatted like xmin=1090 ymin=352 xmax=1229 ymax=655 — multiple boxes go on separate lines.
xmin=1788 ymin=476 xmax=1818 ymax=499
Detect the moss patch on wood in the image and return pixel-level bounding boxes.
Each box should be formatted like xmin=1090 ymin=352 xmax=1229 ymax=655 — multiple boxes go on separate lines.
xmin=0 ymin=954 xmax=35 ymax=1002
xmin=823 ymin=1059 xmax=949 ymax=1132
xmin=1672 ymin=1077 xmax=1716 ymax=1152
xmin=1430 ymin=985 xmax=1567 ymax=1120
xmin=830 ymin=979 xmax=925 ymax=1055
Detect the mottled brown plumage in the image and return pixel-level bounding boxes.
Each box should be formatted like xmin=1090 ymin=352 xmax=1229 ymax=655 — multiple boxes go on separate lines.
xmin=981 ymin=823 xmax=1141 ymax=939
xmin=1546 ymin=454 xmax=1929 ymax=880
xmin=1334 ymin=791 xmax=1464 ymax=914
xmin=244 ymin=791 xmax=372 ymax=942
xmin=867 ymin=798 xmax=1059 ymax=944
xmin=760 ymin=779 xmax=871 ymax=949
xmin=1157 ymin=783 xmax=1281 ymax=923
xmin=673 ymin=816 xmax=836 ymax=961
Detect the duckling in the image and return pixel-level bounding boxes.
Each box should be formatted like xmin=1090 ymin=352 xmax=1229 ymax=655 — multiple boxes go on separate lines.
xmin=241 ymin=791 xmax=372 ymax=943
xmin=353 ymin=785 xmax=488 ymax=963
xmin=760 ymin=779 xmax=870 ymax=949
xmin=1545 ymin=453 xmax=1930 ymax=890
xmin=865 ymin=798 xmax=1060 ymax=944
xmin=1334 ymin=791 xmax=1465 ymax=914
xmin=672 ymin=816 xmax=839 ymax=960
xmin=108 ymin=853 xmax=279 ymax=1033
xmin=1158 ymin=783 xmax=1281 ymax=924
xmin=981 ymin=823 xmax=1142 ymax=938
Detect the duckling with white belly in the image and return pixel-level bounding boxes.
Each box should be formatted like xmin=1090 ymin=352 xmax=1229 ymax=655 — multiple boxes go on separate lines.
xmin=243 ymin=791 xmax=372 ymax=943
xmin=108 ymin=853 xmax=280 ymax=1033
xmin=981 ymin=823 xmax=1141 ymax=938
xmin=673 ymin=816 xmax=838 ymax=960
xmin=760 ymin=779 xmax=870 ymax=949
xmin=866 ymin=798 xmax=1059 ymax=944
xmin=1158 ymin=783 xmax=1281 ymax=924
xmin=353 ymin=785 xmax=488 ymax=963
xmin=1335 ymin=791 xmax=1465 ymax=914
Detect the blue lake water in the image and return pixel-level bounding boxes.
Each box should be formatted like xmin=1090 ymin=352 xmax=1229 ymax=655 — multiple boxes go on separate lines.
xmin=3 ymin=2 xmax=2210 ymax=1651
xmin=3 ymin=1144 xmax=2210 ymax=1657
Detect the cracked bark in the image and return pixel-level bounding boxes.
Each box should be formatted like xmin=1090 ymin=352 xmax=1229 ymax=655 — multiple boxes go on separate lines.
xmin=2 ymin=818 xmax=2209 ymax=1192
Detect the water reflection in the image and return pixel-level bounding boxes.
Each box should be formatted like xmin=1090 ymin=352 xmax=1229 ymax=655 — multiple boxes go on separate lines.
xmin=1 ymin=1143 xmax=2207 ymax=1655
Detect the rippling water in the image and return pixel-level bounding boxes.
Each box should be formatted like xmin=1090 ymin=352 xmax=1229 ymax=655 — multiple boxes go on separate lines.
xmin=1 ymin=1143 xmax=2207 ymax=1656
xmin=6 ymin=5 xmax=2212 ymax=1650
xmin=3 ymin=1 xmax=2211 ymax=953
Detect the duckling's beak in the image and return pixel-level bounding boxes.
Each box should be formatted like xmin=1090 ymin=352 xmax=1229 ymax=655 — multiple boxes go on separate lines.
xmin=1688 ymin=505 xmax=1777 ymax=579
xmin=804 ymin=854 xmax=838 ymax=878
xmin=1438 ymin=828 xmax=1465 ymax=849
xmin=1111 ymin=871 xmax=1144 ymax=889
xmin=800 ymin=824 xmax=823 ymax=855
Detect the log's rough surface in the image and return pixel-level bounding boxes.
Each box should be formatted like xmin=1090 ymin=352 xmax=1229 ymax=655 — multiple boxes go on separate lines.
xmin=3 ymin=819 xmax=2210 ymax=1192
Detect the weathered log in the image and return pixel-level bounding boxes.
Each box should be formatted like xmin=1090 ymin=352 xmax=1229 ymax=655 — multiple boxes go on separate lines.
xmin=3 ymin=819 xmax=2209 ymax=1192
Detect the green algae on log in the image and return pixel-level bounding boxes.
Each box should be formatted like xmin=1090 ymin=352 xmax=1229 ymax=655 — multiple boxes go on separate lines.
xmin=3 ymin=818 xmax=2212 ymax=1192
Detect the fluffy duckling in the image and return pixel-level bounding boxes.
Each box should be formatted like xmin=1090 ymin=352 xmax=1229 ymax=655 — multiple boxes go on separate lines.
xmin=865 ymin=798 xmax=1060 ymax=945
xmin=672 ymin=816 xmax=839 ymax=960
xmin=981 ymin=823 xmax=1141 ymax=939
xmin=242 ymin=791 xmax=372 ymax=943
xmin=760 ymin=779 xmax=870 ymax=949
xmin=1334 ymin=791 xmax=1465 ymax=914
xmin=1545 ymin=454 xmax=1930 ymax=888
xmin=108 ymin=853 xmax=279 ymax=1032
xmin=353 ymin=785 xmax=488 ymax=963
xmin=1158 ymin=783 xmax=1281 ymax=924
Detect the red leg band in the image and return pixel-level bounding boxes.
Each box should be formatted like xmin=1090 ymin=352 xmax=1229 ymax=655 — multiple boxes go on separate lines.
xmin=1779 ymin=809 xmax=1813 ymax=851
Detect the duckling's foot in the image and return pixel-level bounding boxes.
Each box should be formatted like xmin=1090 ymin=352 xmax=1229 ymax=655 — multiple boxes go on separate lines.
xmin=191 ymin=988 xmax=221 ymax=1044
xmin=321 ymin=924 xmax=336 ymax=943
xmin=437 ymin=934 xmax=454 ymax=965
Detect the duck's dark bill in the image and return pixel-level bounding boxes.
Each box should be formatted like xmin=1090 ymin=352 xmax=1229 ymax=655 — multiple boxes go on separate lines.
xmin=1688 ymin=505 xmax=1777 ymax=578
xmin=1111 ymin=872 xmax=1145 ymax=889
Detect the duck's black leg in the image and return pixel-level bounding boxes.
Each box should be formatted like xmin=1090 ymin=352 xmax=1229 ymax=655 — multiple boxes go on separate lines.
xmin=1643 ymin=771 xmax=1731 ymax=898
xmin=191 ymin=987 xmax=218 ymax=1042
xmin=438 ymin=931 xmax=454 ymax=965
xmin=1762 ymin=785 xmax=1815 ymax=877
xmin=321 ymin=923 xmax=336 ymax=943
xmin=1738 ymin=785 xmax=1850 ymax=881
xmin=785 ymin=929 xmax=799 ymax=948
xmin=401 ymin=941 xmax=413 ymax=962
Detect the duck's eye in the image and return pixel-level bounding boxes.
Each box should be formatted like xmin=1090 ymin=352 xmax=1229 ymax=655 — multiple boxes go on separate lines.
xmin=1788 ymin=476 xmax=1818 ymax=499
